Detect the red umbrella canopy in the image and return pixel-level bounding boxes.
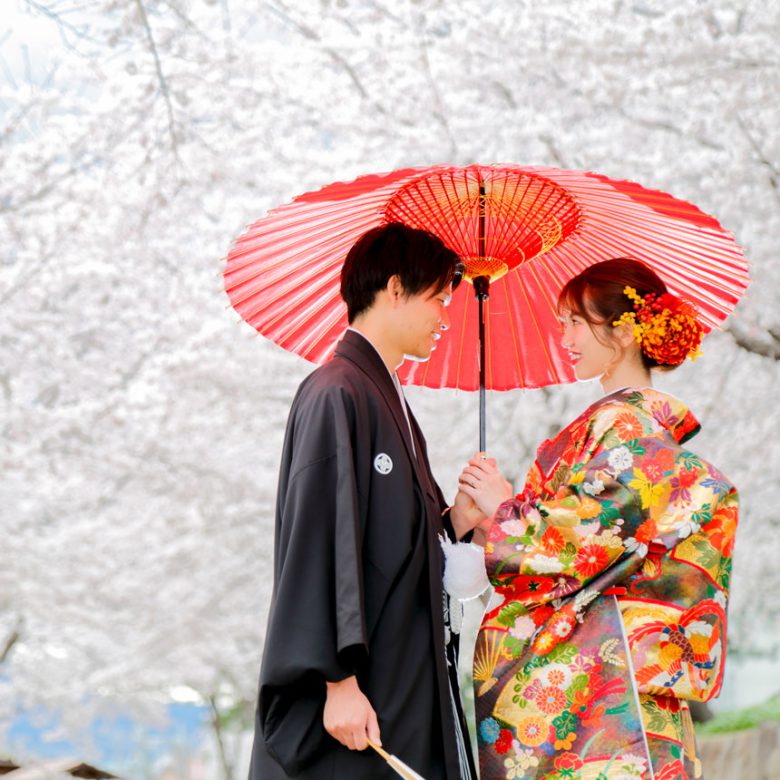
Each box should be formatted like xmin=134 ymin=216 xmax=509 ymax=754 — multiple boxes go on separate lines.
xmin=224 ymin=165 xmax=748 ymax=390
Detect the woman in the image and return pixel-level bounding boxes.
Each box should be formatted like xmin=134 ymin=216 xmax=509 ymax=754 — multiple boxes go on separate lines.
xmin=459 ymin=258 xmax=738 ymax=780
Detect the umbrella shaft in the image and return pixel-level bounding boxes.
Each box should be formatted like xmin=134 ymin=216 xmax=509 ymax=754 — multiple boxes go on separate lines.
xmin=479 ymin=296 xmax=486 ymax=451
xmin=474 ymin=276 xmax=490 ymax=451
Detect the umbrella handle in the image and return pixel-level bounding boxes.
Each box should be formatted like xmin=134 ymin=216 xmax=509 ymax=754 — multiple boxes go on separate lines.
xmin=473 ymin=275 xmax=490 ymax=452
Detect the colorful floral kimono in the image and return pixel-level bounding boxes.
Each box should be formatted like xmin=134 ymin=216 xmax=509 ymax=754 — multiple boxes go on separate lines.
xmin=475 ymin=388 xmax=738 ymax=780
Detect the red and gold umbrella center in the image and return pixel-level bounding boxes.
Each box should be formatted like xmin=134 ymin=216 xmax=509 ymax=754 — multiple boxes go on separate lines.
xmin=384 ymin=166 xmax=581 ymax=283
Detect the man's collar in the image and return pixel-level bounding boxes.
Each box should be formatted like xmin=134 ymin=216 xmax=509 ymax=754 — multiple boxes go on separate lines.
xmin=345 ymin=326 xmax=400 ymax=377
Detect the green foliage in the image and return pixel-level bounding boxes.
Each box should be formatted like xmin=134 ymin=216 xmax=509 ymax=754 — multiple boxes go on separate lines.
xmin=598 ymin=501 xmax=622 ymax=528
xmin=547 ymin=643 xmax=578 ymax=665
xmin=497 ymin=601 xmax=530 ymax=626
xmin=690 ymin=537 xmax=719 ymax=568
xmin=506 ymin=529 xmax=536 ymax=546
xmin=503 ymin=634 xmax=529 ymax=659
xmin=625 ymin=441 xmax=647 ymax=457
xmin=698 ymin=696 xmax=780 ymax=735
xmin=717 ymin=557 xmax=732 ymax=590
xmin=552 ymin=710 xmax=578 ymax=737
xmin=566 ymin=673 xmax=589 ymax=698
xmin=625 ymin=391 xmax=646 ymax=408
xmin=601 ymin=430 xmax=622 ymax=449
xmin=214 ymin=698 xmax=255 ymax=730
xmin=691 ymin=503 xmax=713 ymax=526
xmin=560 ymin=542 xmax=577 ymax=565
xmin=679 ymin=452 xmax=704 ymax=470
xmin=642 ymin=698 xmax=668 ymax=733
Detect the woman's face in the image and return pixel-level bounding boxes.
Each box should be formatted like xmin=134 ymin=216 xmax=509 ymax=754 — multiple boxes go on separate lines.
xmin=559 ymin=308 xmax=619 ymax=381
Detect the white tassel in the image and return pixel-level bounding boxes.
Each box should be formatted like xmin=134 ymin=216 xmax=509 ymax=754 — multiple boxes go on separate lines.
xmin=440 ymin=535 xmax=490 ymax=602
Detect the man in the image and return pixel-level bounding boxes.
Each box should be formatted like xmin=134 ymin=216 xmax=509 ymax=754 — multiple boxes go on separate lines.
xmin=248 ymin=222 xmax=479 ymax=780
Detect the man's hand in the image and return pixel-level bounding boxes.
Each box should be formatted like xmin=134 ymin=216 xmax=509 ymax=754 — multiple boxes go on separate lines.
xmin=450 ymin=485 xmax=488 ymax=540
xmin=324 ymin=676 xmax=381 ymax=751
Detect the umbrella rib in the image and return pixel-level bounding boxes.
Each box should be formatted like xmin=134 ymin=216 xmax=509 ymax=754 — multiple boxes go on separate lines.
xmin=428 ymin=172 xmax=469 ymax=256
xmin=454 ymin=285 xmax=471 ymax=391
xmin=516 ymin=269 xmax=557 ymax=380
xmin=451 ymin=168 xmax=475 ymax=260
xmin=575 ymin=227 xmax=746 ymax=316
xmin=502 ymin=277 xmax=524 ymax=388
xmin=226 ymin=212 xmax=383 ymax=284
xmin=491 ymin=171 xmax=522 ymax=265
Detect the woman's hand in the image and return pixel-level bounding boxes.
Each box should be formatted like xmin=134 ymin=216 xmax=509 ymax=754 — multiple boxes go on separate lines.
xmin=458 ymin=453 xmax=513 ymax=520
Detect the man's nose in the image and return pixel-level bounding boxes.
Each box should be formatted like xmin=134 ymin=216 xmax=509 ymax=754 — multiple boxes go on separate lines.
xmin=439 ymin=308 xmax=450 ymax=331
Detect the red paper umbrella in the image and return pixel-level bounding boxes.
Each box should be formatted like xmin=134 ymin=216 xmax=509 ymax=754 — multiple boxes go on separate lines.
xmin=225 ymin=165 xmax=747 ymax=443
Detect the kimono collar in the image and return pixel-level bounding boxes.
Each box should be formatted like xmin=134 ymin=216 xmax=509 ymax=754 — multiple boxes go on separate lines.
xmin=335 ymin=328 xmax=398 ymax=391
xmin=334 ymin=329 xmax=422 ymax=460
xmin=334 ymin=330 xmax=443 ymax=500
xmin=345 ymin=326 xmax=398 ymax=377
xmin=604 ymin=387 xmax=701 ymax=444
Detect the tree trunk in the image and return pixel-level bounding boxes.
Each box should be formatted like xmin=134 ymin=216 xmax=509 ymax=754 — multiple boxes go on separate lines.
xmin=209 ymin=694 xmax=234 ymax=780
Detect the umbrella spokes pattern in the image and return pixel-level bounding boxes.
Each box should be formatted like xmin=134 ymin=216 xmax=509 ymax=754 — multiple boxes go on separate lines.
xmin=224 ymin=164 xmax=747 ymax=391
xmin=383 ymin=167 xmax=581 ymax=283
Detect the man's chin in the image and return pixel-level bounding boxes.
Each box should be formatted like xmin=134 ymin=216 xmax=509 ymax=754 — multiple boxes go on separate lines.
xmin=402 ymin=351 xmax=433 ymax=364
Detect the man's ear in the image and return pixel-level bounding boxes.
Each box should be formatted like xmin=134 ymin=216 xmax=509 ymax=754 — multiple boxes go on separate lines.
xmin=386 ymin=274 xmax=404 ymax=305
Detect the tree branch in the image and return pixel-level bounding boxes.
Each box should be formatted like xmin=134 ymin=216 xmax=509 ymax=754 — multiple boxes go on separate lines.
xmin=209 ymin=693 xmax=235 ymax=780
xmin=264 ymin=0 xmax=382 ymax=110
xmin=735 ymin=112 xmax=780 ymax=205
xmin=726 ymin=319 xmax=780 ymax=360
xmin=23 ymin=0 xmax=102 ymax=53
xmin=414 ymin=10 xmax=457 ymax=160
xmin=1 ymin=620 xmax=22 ymax=665
xmin=134 ymin=0 xmax=179 ymax=156
xmin=220 ymin=0 xmax=232 ymax=35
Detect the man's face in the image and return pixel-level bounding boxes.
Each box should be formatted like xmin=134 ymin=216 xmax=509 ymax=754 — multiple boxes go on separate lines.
xmin=395 ymin=282 xmax=452 ymax=362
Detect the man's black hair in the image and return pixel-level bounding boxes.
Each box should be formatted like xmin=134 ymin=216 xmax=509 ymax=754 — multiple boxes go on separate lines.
xmin=340 ymin=222 xmax=463 ymax=323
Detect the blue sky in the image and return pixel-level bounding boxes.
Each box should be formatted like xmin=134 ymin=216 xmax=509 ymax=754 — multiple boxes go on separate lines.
xmin=5 ymin=703 xmax=210 ymax=777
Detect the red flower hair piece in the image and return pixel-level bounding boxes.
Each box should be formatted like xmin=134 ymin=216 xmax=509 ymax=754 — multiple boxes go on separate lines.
xmin=614 ymin=286 xmax=704 ymax=366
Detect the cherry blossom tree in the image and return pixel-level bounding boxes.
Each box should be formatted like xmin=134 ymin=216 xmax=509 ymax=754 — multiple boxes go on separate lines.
xmin=1 ymin=0 xmax=778 ymax=774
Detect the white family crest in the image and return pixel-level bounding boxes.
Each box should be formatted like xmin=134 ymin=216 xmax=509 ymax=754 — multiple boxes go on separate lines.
xmin=373 ymin=452 xmax=393 ymax=475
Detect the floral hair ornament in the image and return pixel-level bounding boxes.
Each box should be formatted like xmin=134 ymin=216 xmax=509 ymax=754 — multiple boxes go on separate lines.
xmin=613 ymin=286 xmax=704 ymax=366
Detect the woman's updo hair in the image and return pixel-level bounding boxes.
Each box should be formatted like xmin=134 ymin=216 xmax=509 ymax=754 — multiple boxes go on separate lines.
xmin=557 ymin=257 xmax=675 ymax=371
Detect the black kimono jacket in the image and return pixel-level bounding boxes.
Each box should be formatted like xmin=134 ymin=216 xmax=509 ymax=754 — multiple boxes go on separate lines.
xmin=249 ymin=329 xmax=476 ymax=780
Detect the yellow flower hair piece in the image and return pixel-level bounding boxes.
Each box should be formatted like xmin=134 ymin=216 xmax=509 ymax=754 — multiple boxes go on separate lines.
xmin=613 ymin=286 xmax=703 ymax=366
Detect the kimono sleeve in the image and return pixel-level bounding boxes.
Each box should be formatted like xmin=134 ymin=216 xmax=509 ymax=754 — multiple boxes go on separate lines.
xmin=258 ymin=385 xmax=367 ymax=773
xmin=486 ymin=404 xmax=679 ymax=605
xmin=485 ymin=447 xmax=648 ymax=604
xmin=627 ymin=483 xmax=738 ymax=704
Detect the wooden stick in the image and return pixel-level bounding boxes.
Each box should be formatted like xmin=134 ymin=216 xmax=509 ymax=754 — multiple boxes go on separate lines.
xmin=368 ymin=740 xmax=428 ymax=780
xmin=368 ymin=740 xmax=392 ymax=762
